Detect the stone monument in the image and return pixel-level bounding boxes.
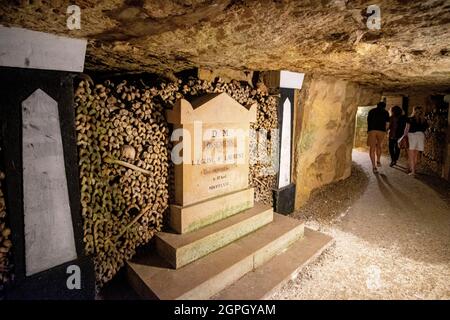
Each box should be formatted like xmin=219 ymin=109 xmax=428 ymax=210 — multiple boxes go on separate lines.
xmin=264 ymin=70 xmax=305 ymax=214
xmin=126 ymin=92 xmax=327 ymax=300
xmin=156 ymin=92 xmax=275 ymax=269
xmin=0 ymin=26 xmax=94 ymax=299
xmin=165 ymin=93 xmax=258 ymax=234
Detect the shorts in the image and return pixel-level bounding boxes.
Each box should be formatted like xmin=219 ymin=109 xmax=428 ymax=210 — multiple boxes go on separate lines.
xmin=367 ymin=130 xmax=385 ymax=147
xmin=408 ymin=132 xmax=425 ymax=151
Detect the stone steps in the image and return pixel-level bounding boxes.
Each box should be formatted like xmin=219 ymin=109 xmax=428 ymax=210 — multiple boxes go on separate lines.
xmin=213 ymin=228 xmax=334 ymax=300
xmin=155 ymin=202 xmax=273 ymax=269
xmin=126 ymin=213 xmax=305 ymax=300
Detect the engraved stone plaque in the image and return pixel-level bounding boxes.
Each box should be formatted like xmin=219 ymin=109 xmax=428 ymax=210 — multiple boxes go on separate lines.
xmin=167 ymin=93 xmax=257 ymax=233
xmin=22 ymin=89 xmax=77 ymax=276
xmin=167 ymin=93 xmax=257 ymax=206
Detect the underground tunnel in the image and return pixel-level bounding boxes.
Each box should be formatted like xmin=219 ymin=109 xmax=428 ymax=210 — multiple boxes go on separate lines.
xmin=0 ymin=0 xmax=449 ymax=303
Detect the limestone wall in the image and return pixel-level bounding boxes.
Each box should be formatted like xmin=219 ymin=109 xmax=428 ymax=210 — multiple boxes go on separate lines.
xmin=409 ymin=93 xmax=431 ymax=113
xmin=3 ymin=1 xmax=450 ymax=90
xmin=293 ymin=76 xmax=380 ymax=208
xmin=385 ymin=95 xmax=403 ymax=111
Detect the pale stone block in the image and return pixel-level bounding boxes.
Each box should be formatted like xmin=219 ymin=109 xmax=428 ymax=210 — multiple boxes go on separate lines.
xmin=170 ymin=187 xmax=254 ymax=234
xmin=167 ymin=93 xmax=257 ymax=206
xmin=0 ymin=26 xmax=86 ymax=72
xmin=22 ymin=89 xmax=77 ymax=276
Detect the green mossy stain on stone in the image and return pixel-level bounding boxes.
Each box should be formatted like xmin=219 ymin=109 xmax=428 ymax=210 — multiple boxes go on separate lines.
xmin=299 ymin=128 xmax=315 ymax=152
xmin=178 ymin=209 xmax=272 ymax=268
xmin=185 ymin=201 xmax=252 ymax=233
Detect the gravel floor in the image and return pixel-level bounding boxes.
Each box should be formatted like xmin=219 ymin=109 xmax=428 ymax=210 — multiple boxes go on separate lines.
xmin=291 ymin=160 xmax=369 ymax=225
xmin=270 ymin=150 xmax=450 ymax=300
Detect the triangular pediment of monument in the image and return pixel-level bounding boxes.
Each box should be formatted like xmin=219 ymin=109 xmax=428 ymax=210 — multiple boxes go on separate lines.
xmin=167 ymin=92 xmax=257 ymax=124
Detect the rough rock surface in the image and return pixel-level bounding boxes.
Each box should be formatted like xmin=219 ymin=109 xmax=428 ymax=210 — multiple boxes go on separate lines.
xmin=293 ymin=76 xmax=380 ymax=208
xmin=1 ymin=1 xmax=450 ymax=89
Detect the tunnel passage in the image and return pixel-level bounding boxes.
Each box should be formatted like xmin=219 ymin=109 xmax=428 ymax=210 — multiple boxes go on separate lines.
xmin=0 ymin=1 xmax=449 ymax=300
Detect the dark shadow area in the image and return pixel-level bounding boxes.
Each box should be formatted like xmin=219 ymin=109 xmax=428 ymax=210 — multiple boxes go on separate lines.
xmin=377 ymin=173 xmax=420 ymax=211
xmin=415 ymin=173 xmax=450 ymax=206
xmin=97 ymin=268 xmax=142 ymax=300
xmin=391 ymin=164 xmax=409 ymax=173
xmin=374 ymin=173 xmax=402 ymax=210
xmin=97 ymin=240 xmax=163 ymax=300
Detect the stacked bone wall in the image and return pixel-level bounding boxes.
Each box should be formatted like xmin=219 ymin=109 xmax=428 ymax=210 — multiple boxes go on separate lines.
xmin=0 ymin=140 xmax=13 ymax=298
xmin=74 ymin=76 xmax=278 ymax=288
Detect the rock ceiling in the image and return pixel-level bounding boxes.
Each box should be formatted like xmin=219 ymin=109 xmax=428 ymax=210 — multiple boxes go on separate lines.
xmin=1 ymin=0 xmax=450 ymax=90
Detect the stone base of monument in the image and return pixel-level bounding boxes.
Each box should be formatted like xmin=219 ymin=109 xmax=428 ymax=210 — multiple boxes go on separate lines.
xmin=156 ymin=202 xmax=273 ymax=269
xmin=169 ymin=187 xmax=255 ymax=234
xmin=126 ymin=207 xmax=333 ymax=300
xmin=273 ymin=183 xmax=296 ymax=215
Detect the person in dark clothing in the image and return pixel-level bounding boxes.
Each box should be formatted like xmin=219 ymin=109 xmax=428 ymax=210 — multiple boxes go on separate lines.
xmin=367 ymin=101 xmax=390 ymax=173
xmin=399 ymin=106 xmax=429 ymax=176
xmin=388 ymin=106 xmax=406 ymax=166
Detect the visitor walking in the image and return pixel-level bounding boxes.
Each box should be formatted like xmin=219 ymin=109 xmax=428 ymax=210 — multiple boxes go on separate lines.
xmin=388 ymin=106 xmax=406 ymax=167
xmin=400 ymin=106 xmax=429 ymax=176
xmin=367 ymin=101 xmax=390 ymax=173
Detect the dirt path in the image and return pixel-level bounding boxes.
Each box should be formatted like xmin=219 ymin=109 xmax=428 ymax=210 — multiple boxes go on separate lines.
xmin=270 ymin=150 xmax=450 ymax=300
